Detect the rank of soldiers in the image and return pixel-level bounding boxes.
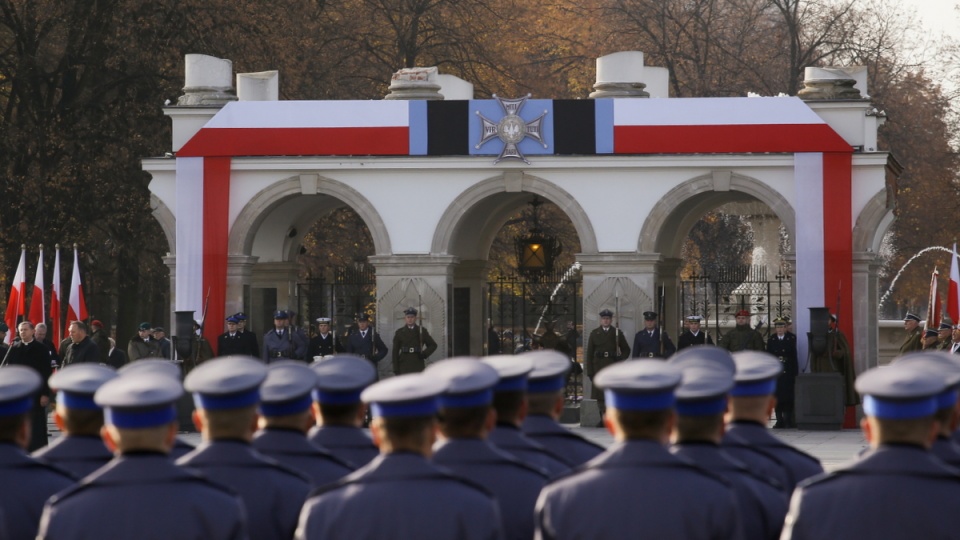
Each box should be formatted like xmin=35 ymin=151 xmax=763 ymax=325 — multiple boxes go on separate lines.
xmin=4 ymin=309 xmax=960 ymax=539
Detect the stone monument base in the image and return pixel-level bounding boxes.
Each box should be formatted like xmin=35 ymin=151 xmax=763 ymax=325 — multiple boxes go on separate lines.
xmin=795 ymin=373 xmax=845 ymax=430
xmin=580 ymin=399 xmax=603 ymax=427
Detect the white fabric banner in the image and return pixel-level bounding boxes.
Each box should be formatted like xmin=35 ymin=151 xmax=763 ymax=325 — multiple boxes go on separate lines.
xmin=793 ymin=152 xmax=825 ymax=370
xmin=175 ymin=157 xmax=204 ymax=315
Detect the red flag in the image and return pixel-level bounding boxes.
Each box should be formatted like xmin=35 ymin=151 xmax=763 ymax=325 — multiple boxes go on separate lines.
xmin=28 ymin=246 xmax=44 ymax=326
xmin=4 ymin=247 xmax=27 ymax=344
xmin=949 ymin=243 xmax=960 ymax=326
xmin=66 ymin=246 xmax=87 ymax=325
xmin=926 ymin=267 xmax=941 ymax=334
xmin=50 ymin=246 xmax=62 ymax=343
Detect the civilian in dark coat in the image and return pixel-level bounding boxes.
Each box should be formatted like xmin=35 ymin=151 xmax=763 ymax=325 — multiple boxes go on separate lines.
xmin=34 ymin=323 xmax=60 ymax=369
xmin=5 ymin=322 xmax=54 ymax=451
xmin=61 ymin=321 xmax=100 ymax=367
xmin=106 ymin=338 xmax=128 ymax=369
xmin=766 ymin=318 xmax=798 ymax=428
xmin=88 ymin=321 xmax=111 ymax=365
xmin=37 ymin=370 xmax=246 ymax=540
xmin=344 ymin=314 xmax=387 ymax=372
xmin=0 ymin=366 xmax=75 ymax=540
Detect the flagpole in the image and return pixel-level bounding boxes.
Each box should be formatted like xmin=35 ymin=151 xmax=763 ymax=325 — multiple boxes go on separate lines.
xmin=50 ymin=245 xmax=62 ymax=343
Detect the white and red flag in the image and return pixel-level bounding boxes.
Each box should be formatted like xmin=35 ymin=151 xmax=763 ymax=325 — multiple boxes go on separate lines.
xmin=926 ymin=267 xmax=941 ymax=334
xmin=66 ymin=246 xmax=87 ymax=325
xmin=50 ymin=246 xmax=62 ymax=342
xmin=4 ymin=247 xmax=27 ymax=344
xmin=28 ymin=246 xmax=44 ymax=326
xmin=948 ymin=244 xmax=960 ymax=327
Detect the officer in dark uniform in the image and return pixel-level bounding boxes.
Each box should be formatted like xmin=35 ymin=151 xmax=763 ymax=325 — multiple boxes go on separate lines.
xmin=900 ymin=312 xmax=924 ymax=354
xmin=668 ymin=347 xmax=788 ymax=540
xmin=766 ymin=317 xmax=798 ymax=429
xmin=535 ymin=360 xmax=744 ymax=539
xmin=5 ymin=321 xmax=54 ymax=450
xmin=483 ymin=355 xmax=569 ymax=476
xmin=296 ymin=372 xmax=504 ymax=540
xmin=391 ymin=307 xmax=438 ymax=374
xmin=32 ymin=364 xmax=117 ymax=478
xmin=893 ymin=352 xmax=960 ymax=468
xmin=429 ymin=358 xmax=548 ymax=540
xmin=178 ymin=356 xmax=311 ymax=540
xmin=722 ymin=351 xmax=823 ymax=495
xmin=37 ymin=369 xmax=247 ymax=540
xmin=263 ymin=310 xmax=308 ymax=363
xmin=585 ymin=309 xmax=630 ymax=414
xmin=252 ymin=361 xmax=354 ymax=486
xmin=307 ymin=355 xmax=379 ymax=467
xmin=234 ymin=312 xmax=261 ymax=357
xmin=116 ymin=359 xmax=196 ymax=459
xmin=521 ymin=350 xmax=604 ymax=467
xmin=677 ymin=315 xmax=714 ymax=350
xmin=217 ymin=315 xmax=248 ymax=357
xmin=345 ymin=313 xmax=388 ymax=374
xmin=307 ymin=317 xmax=344 ymax=360
xmin=782 ymin=361 xmax=960 ymax=538
xmin=631 ymin=311 xmax=676 ymax=359
xmin=0 ymin=365 xmax=74 ymax=540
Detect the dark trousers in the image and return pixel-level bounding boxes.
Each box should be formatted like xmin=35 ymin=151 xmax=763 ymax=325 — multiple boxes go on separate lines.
xmin=28 ymin=405 xmax=48 ymax=451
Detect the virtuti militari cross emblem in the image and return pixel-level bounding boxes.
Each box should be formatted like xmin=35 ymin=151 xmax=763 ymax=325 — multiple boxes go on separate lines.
xmin=475 ymin=94 xmax=548 ymax=164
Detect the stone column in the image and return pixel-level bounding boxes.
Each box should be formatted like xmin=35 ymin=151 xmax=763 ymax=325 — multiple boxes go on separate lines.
xmin=163 ymin=255 xmax=177 ymax=330
xmin=852 ymin=252 xmax=881 ymax=374
xmin=369 ymin=254 xmax=458 ymax=375
xmin=659 ymin=257 xmax=684 ymax=338
xmin=250 ymin=261 xmax=300 ymax=333
xmin=453 ymin=259 xmax=490 ymax=356
xmin=225 ymin=255 xmax=258 ymax=327
xmin=577 ymin=252 xmax=660 ymax=426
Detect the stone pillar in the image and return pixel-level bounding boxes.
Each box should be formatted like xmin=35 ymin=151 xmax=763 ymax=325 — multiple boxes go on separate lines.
xmin=453 ymin=259 xmax=490 ymax=357
xmin=369 ymin=255 xmax=458 ymax=376
xmin=224 ymin=255 xmax=258 ymax=329
xmin=852 ymin=252 xmax=881 ymax=374
xmin=163 ymin=255 xmax=177 ymax=331
xmin=577 ymin=252 xmax=660 ymax=423
xmin=659 ymin=257 xmax=683 ymax=338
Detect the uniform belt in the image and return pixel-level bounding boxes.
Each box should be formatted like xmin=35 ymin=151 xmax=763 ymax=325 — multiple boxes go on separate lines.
xmin=406 ymin=347 xmax=416 ymax=353
xmin=647 ymin=353 xmax=655 ymax=358
xmin=273 ymin=351 xmax=285 ymax=358
xmin=601 ymin=352 xmax=610 ymax=358
xmin=778 ymin=356 xmax=784 ymax=361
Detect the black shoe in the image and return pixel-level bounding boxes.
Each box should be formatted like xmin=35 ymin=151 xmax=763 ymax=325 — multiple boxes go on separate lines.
xmin=772 ymin=423 xmax=784 ymax=429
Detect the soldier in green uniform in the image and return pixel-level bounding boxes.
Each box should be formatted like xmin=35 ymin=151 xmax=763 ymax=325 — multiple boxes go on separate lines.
xmin=937 ymin=322 xmax=954 ymax=351
xmin=584 ymin=309 xmax=630 ymax=418
xmin=391 ymin=307 xmax=437 ymax=374
xmin=809 ymin=314 xmax=859 ymax=407
xmin=720 ymin=309 xmax=765 ymax=352
xmin=899 ymin=313 xmax=923 ymax=354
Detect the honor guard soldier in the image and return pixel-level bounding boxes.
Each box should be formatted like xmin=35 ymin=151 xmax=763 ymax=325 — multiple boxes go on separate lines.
xmin=766 ymin=317 xmax=799 ymax=429
xmin=0 ymin=366 xmax=74 ymax=540
xmin=631 ymin=311 xmax=676 ymax=359
xmin=392 ymin=307 xmax=438 ymax=374
xmin=345 ymin=313 xmax=388 ymax=373
xmin=483 ymin=355 xmax=569 ymax=476
xmin=585 ymin=309 xmax=631 ymax=416
xmin=183 ymin=320 xmax=214 ymax=375
xmin=32 ymin=364 xmax=118 ymax=478
xmin=235 ymin=312 xmax=261 ymax=357
xmin=308 ymin=355 xmax=380 ymax=467
xmin=263 ymin=310 xmax=308 ymax=363
xmin=307 ymin=317 xmax=343 ymax=360
xmin=782 ymin=362 xmax=960 ymax=539
xmin=37 ymin=370 xmax=247 ymax=540
xmin=677 ymin=315 xmax=714 ymax=350
xmin=116 ymin=359 xmax=196 ymax=459
xmin=295 ymin=373 xmax=504 ymax=540
xmin=429 ymin=358 xmax=548 ymax=540
xmin=535 ymin=360 xmax=744 ymax=540
xmin=892 ymin=352 xmax=960 ymax=468
xmin=127 ymin=321 xmax=160 ymax=362
xmin=900 ymin=312 xmax=924 ymax=354
xmin=252 ymin=362 xmax=354 ymax=486
xmin=218 ymin=314 xmax=250 ymax=357
xmin=521 ymin=350 xmax=604 ymax=466
xmin=722 ymin=351 xmax=823 ymax=494
xmin=668 ymin=347 xmax=788 ymax=540
xmin=5 ymin=321 xmax=55 ymax=450
xmin=720 ymin=310 xmax=765 ymax=352
xmin=178 ymin=356 xmax=311 ymax=540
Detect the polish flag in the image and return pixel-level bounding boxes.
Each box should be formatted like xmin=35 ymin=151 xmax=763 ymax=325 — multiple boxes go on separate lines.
xmin=4 ymin=247 xmax=26 ymax=344
xmin=50 ymin=247 xmax=62 ymax=342
xmin=28 ymin=246 xmax=44 ymax=326
xmin=949 ymin=244 xmax=960 ymax=327
xmin=66 ymin=246 xmax=87 ymax=325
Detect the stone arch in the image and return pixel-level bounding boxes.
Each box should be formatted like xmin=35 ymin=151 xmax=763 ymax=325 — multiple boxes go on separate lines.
xmin=229 ymin=175 xmax=391 ymax=258
xmin=853 ymin=189 xmax=893 ymax=254
xmin=150 ymin=194 xmax=176 ymax=254
xmin=431 ymin=172 xmax=598 ymax=258
xmin=638 ymin=172 xmax=796 ymax=257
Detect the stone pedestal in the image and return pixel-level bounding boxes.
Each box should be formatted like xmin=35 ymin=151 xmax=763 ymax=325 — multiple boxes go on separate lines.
xmin=559 ymin=404 xmax=581 ymax=424
xmin=795 ymin=373 xmax=845 ymax=430
xmin=579 ymin=399 xmax=602 ymax=427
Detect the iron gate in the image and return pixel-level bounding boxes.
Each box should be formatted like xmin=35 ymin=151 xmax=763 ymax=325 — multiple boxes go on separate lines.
xmin=680 ymin=265 xmax=792 ymax=341
xmin=298 ymin=264 xmax=377 ymax=338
